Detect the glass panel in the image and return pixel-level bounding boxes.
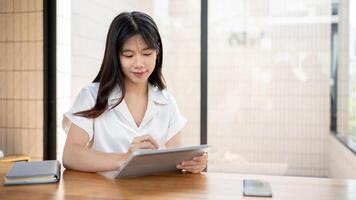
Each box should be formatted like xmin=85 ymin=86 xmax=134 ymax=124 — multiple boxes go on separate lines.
xmin=349 ymin=0 xmax=356 ymax=142
xmin=149 ymin=0 xmax=201 ymax=146
xmin=208 ymin=0 xmax=331 ymax=176
xmin=336 ymin=0 xmax=356 ymax=147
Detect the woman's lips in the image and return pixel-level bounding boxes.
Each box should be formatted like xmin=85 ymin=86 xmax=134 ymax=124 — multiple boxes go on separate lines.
xmin=132 ymin=71 xmax=146 ymax=78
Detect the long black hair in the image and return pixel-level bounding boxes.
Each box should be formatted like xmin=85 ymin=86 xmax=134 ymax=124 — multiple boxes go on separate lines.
xmin=75 ymin=11 xmax=166 ymax=118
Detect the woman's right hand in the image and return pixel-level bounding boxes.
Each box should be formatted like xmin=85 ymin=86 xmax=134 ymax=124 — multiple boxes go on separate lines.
xmin=128 ymin=134 xmax=160 ymax=154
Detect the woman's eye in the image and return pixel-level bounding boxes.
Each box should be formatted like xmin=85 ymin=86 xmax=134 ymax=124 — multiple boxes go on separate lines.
xmin=123 ymin=55 xmax=133 ymax=58
xmin=143 ymin=52 xmax=152 ymax=56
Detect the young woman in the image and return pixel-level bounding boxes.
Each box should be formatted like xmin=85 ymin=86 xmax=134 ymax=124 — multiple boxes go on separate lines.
xmin=62 ymin=11 xmax=207 ymax=173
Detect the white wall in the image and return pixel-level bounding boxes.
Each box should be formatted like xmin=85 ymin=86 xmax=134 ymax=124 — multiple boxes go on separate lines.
xmin=56 ymin=0 xmax=71 ymax=160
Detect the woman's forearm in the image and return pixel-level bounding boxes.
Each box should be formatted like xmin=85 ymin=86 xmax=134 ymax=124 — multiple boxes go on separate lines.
xmin=63 ymin=144 xmax=129 ymax=172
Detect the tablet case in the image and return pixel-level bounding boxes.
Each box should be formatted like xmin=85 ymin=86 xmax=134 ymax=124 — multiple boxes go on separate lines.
xmin=3 ymin=160 xmax=61 ymax=186
xmin=115 ymin=145 xmax=209 ymax=179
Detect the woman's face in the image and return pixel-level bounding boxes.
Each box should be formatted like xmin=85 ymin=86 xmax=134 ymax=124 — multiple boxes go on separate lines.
xmin=119 ymin=35 xmax=157 ymax=86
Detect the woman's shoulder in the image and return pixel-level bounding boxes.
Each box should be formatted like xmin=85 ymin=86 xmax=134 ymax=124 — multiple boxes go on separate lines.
xmin=150 ymin=85 xmax=178 ymax=106
xmin=161 ymin=89 xmax=176 ymax=103
xmin=77 ymin=82 xmax=100 ymax=99
xmin=69 ymin=83 xmax=99 ymax=111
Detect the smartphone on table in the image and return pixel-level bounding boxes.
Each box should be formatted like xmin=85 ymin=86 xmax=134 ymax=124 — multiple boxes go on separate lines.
xmin=243 ymin=179 xmax=273 ymax=197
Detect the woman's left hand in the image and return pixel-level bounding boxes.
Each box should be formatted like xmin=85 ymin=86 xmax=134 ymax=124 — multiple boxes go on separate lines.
xmin=176 ymin=153 xmax=208 ymax=174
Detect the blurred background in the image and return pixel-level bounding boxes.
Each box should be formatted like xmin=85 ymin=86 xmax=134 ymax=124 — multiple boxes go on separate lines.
xmin=0 ymin=0 xmax=356 ymax=179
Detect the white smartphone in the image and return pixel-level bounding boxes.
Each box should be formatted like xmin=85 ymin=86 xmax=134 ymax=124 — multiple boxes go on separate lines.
xmin=243 ymin=179 xmax=273 ymax=197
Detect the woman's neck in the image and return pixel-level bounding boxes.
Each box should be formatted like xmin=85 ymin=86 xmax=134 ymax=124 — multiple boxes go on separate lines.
xmin=125 ymin=80 xmax=148 ymax=97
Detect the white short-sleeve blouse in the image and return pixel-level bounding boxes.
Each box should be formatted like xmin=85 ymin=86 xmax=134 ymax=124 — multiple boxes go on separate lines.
xmin=62 ymin=83 xmax=187 ymax=153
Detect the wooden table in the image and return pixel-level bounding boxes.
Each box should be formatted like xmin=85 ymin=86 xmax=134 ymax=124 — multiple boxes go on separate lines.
xmin=0 ymin=162 xmax=356 ymax=200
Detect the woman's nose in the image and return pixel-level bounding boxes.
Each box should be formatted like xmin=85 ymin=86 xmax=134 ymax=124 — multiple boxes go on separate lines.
xmin=134 ymin=55 xmax=144 ymax=68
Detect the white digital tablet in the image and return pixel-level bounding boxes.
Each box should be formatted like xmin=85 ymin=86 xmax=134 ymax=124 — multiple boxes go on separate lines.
xmin=115 ymin=145 xmax=210 ymax=179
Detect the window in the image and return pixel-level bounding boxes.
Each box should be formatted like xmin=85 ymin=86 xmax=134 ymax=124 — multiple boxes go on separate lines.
xmin=335 ymin=0 xmax=356 ymax=150
xmin=55 ymin=0 xmax=344 ymax=177
xmin=208 ymin=0 xmax=331 ymax=176
xmin=348 ymin=0 xmax=356 ymax=142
